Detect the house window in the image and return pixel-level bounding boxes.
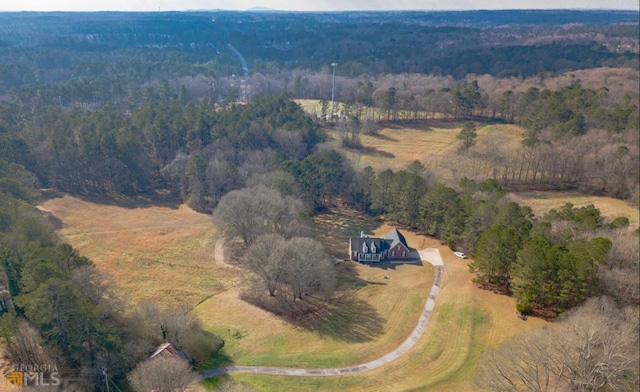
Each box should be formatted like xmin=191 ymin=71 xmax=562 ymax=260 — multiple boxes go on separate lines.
xmin=362 ymin=243 xmax=368 ymax=253
xmin=371 ymin=242 xmax=376 ymax=253
xmin=402 ymin=251 xmax=406 ymax=257
xmin=397 ymin=245 xmax=401 ymax=250
xmin=392 ymin=251 xmax=396 ymax=257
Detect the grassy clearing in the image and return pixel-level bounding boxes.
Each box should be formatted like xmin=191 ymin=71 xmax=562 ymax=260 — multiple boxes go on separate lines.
xmin=213 ymin=235 xmax=548 ymax=392
xmin=507 ymin=191 xmax=640 ymax=229
xmin=194 ymin=215 xmax=435 ymax=369
xmin=197 ymin=207 xmax=548 ymax=391
xmin=40 ymin=195 xmax=241 ymax=307
xmin=42 ymin=195 xmax=549 ymax=391
xmin=335 ymin=122 xmax=524 ymax=173
xmin=296 ymin=99 xmax=324 ymax=116
xmin=296 ymin=98 xmax=525 ymax=173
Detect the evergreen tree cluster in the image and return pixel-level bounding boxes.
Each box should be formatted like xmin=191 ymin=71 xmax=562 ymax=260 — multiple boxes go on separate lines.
xmin=347 ymin=163 xmax=625 ymax=315
xmin=0 ymin=94 xmax=323 ymax=212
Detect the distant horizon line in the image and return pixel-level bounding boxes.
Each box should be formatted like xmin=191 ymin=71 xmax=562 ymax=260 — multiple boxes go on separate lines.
xmin=0 ymin=8 xmax=638 ymax=12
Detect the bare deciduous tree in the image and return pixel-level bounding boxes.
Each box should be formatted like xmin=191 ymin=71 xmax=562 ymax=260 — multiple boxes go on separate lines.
xmin=283 ymin=237 xmax=336 ymax=302
xmin=245 ymin=234 xmax=286 ymax=297
xmin=0 ymin=313 xmax=53 ymax=369
xmin=127 ymin=356 xmax=198 ymax=392
xmin=245 ymin=235 xmax=336 ymax=305
xmin=213 ymin=186 xmax=303 ymax=247
xmin=130 ymin=302 xmax=223 ymax=365
xmin=477 ymin=297 xmax=639 ymax=392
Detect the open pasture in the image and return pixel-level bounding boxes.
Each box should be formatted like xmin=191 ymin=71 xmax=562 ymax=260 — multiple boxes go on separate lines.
xmin=40 ymin=195 xmax=238 ymax=307
xmin=214 ymin=231 xmax=548 ymax=392
xmin=508 ymin=191 xmax=640 ymax=229
xmin=40 ymin=196 xmax=549 ymax=391
xmin=194 ymin=217 xmax=435 ymax=370
xmin=198 ymin=205 xmax=548 ymax=391
xmin=344 ymin=122 xmax=524 ymax=172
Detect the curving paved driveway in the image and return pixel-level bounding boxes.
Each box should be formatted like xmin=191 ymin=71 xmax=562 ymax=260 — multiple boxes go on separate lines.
xmin=200 ymin=248 xmax=444 ymax=379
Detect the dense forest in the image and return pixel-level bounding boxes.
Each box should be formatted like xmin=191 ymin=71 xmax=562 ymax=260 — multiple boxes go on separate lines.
xmin=0 ymin=9 xmax=638 ymax=391
xmin=0 ymin=10 xmax=638 ymax=103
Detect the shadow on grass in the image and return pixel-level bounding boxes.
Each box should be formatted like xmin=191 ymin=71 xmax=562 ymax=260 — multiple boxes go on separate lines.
xmin=37 ymin=206 xmax=64 ymax=230
xmin=358 ymin=146 xmax=396 ymax=159
xmin=366 ymin=132 xmax=399 ymax=142
xmin=300 ymin=292 xmax=385 ymax=343
xmin=201 ymin=374 xmax=245 ymax=389
xmin=311 ymin=205 xmax=383 ymax=260
xmin=201 ymin=374 xmax=232 ymax=388
xmin=40 ymin=188 xmax=183 ymax=210
xmin=240 ymin=260 xmax=386 ymax=344
xmin=198 ymin=347 xmax=236 ymax=379
xmin=422 ymin=119 xmax=461 ymax=129
xmin=363 ymin=259 xmax=424 ymax=271
xmin=239 ymin=289 xmax=385 ymax=344
xmin=197 ymin=346 xmax=235 ymax=370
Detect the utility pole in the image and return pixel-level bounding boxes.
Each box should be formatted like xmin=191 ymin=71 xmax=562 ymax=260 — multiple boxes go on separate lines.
xmin=331 ymin=62 xmax=337 ymax=121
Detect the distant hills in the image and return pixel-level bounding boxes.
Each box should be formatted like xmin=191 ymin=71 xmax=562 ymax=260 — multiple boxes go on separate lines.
xmin=246 ymin=7 xmax=277 ymax=12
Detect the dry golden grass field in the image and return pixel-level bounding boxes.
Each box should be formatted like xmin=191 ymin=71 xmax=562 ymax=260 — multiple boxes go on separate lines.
xmin=41 ymin=195 xmax=550 ymax=391
xmin=508 ymin=191 xmax=640 ymax=229
xmin=296 ymin=98 xmax=525 ymax=173
xmin=39 ymin=121 xmax=638 ymax=391
xmin=40 ymin=195 xmax=240 ymax=307
xmin=207 ymin=219 xmax=549 ymax=392
xmin=341 ymin=123 xmax=524 ymax=172
xmin=195 ymin=212 xmax=437 ymax=371
xmin=298 ymin=103 xmax=639 ymax=231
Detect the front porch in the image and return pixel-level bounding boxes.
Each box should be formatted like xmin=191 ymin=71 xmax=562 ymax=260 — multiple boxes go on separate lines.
xmin=357 ymin=253 xmax=382 ymax=263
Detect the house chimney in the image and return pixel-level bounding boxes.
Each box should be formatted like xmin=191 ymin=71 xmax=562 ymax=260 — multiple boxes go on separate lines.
xmin=360 ymin=231 xmax=365 ymax=238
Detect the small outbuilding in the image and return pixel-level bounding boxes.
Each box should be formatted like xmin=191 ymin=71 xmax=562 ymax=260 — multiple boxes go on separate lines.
xmin=149 ymin=342 xmax=189 ymax=363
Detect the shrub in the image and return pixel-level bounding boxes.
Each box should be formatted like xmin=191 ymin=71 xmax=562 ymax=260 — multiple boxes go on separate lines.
xmin=516 ymin=301 xmax=533 ymax=315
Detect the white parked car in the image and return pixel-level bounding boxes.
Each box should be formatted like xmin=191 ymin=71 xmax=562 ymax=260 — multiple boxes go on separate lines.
xmin=454 ymin=251 xmax=468 ymax=259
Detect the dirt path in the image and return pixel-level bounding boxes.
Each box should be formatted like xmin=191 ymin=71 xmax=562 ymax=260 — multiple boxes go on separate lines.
xmin=199 ymin=248 xmax=444 ymax=379
xmin=213 ymin=238 xmax=224 ymax=264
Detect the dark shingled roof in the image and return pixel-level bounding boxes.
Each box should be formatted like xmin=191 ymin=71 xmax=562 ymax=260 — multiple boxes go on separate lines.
xmin=350 ymin=228 xmax=410 ymax=252
xmin=384 ymin=228 xmax=409 ymax=249
xmin=350 ymin=237 xmax=389 ymax=253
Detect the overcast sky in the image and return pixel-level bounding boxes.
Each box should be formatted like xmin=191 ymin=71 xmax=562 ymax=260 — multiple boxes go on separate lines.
xmin=0 ymin=0 xmax=637 ymax=11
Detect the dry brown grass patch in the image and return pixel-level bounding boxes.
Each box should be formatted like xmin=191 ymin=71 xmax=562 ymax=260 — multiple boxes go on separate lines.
xmin=334 ymin=122 xmax=524 ymax=173
xmin=196 ymin=205 xmax=434 ymax=368
xmin=40 ymin=195 xmax=240 ymax=307
xmin=41 ymin=195 xmax=553 ymax=390
xmin=507 ymin=190 xmax=640 ymax=229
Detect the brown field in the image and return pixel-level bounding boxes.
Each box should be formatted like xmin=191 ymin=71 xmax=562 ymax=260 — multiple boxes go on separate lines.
xmin=304 ymin=109 xmax=639 ymax=231
xmin=194 ymin=213 xmax=436 ymax=370
xmin=215 ymin=228 xmax=549 ymax=392
xmin=40 ymin=195 xmax=240 ymax=308
xmin=340 ymin=122 xmax=524 ymax=172
xmin=40 ymin=195 xmax=549 ymax=391
xmin=508 ymin=191 xmax=640 ymax=229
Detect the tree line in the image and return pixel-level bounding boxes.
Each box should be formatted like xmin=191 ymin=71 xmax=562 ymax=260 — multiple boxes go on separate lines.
xmin=212 ymin=147 xmax=637 ymax=319
xmin=0 ymin=94 xmax=323 ymax=213
xmin=0 ymin=134 xmax=222 ymax=389
xmin=343 ymin=162 xmax=638 ymax=315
